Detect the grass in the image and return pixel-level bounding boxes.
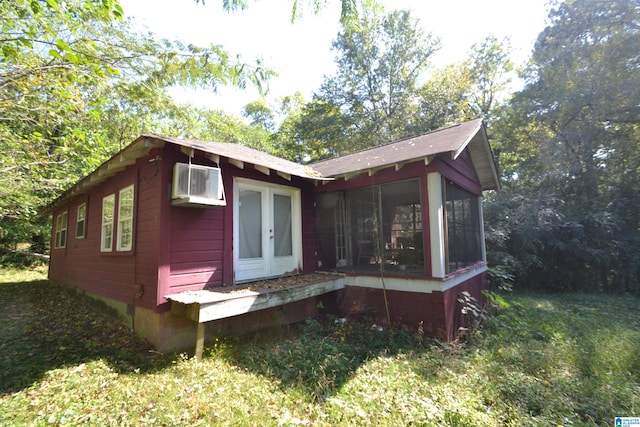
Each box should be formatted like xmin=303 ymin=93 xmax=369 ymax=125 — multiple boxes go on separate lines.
xmin=1 ymin=268 xmax=639 ymax=426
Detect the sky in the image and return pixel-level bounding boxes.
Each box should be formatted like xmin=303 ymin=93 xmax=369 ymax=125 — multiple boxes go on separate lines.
xmin=119 ymin=0 xmax=551 ymax=116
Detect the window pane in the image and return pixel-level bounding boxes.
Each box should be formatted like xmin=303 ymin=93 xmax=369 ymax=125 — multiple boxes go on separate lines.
xmin=117 ymin=186 xmax=134 ymax=251
xmin=55 ymin=212 xmax=68 ymax=248
xmin=101 ymin=195 xmax=115 ymax=251
xmin=76 ymin=204 xmax=86 ymax=238
xmin=445 ymin=180 xmax=482 ymax=272
xmin=273 ymin=193 xmax=292 ymax=257
xmin=381 ymin=180 xmax=423 ymax=271
xmin=315 ymin=179 xmax=423 ymax=275
xmin=239 ymin=189 xmax=262 ymax=259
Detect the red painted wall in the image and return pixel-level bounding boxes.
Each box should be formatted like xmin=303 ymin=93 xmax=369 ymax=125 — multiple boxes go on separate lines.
xmin=49 ymin=143 xmax=320 ymax=311
xmin=432 ymin=151 xmax=482 ymax=195
xmin=443 ymin=271 xmax=487 ymax=340
xmin=337 ymin=285 xmax=448 ymax=340
xmin=163 ymin=150 xmax=318 ymax=292
xmin=48 ymin=151 xmax=163 ymax=311
xmin=336 ymin=272 xmax=487 ymax=342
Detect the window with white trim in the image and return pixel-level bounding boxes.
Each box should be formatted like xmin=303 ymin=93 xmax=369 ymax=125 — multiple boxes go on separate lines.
xmin=101 ymin=194 xmax=115 ymax=252
xmin=117 ymin=185 xmax=134 ymax=251
xmin=76 ymin=203 xmax=86 ymax=239
xmin=54 ymin=211 xmax=68 ymax=249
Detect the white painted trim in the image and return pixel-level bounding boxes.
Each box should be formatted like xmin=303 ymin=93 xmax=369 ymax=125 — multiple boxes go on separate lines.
xmin=441 ymin=264 xmax=488 ymax=292
xmin=343 ymin=264 xmax=488 ymax=294
xmin=479 ymin=197 xmax=487 ymax=262
xmin=428 ymin=172 xmax=446 ymax=278
xmin=346 ymin=275 xmax=443 ymax=293
xmin=168 ymin=276 xmax=346 ymax=323
xmin=233 ymin=178 xmax=303 ymax=283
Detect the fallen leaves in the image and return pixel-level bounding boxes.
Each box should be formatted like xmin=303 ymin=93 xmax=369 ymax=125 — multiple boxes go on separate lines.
xmin=0 ymin=280 xmax=164 ymax=394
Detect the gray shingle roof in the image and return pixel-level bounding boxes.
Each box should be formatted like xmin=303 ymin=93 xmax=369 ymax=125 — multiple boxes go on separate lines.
xmin=147 ymin=135 xmax=325 ymax=180
xmin=43 ymin=119 xmax=498 ymax=214
xmin=312 ymin=119 xmax=498 ymax=191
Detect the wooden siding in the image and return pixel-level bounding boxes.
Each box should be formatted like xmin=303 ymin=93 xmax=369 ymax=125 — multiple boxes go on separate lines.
xmin=442 ymin=271 xmax=487 ymax=341
xmin=337 ymin=286 xmax=448 ymax=340
xmin=337 ymin=271 xmax=486 ymax=342
xmin=48 ymin=153 xmax=163 ymax=311
xmin=431 ymin=149 xmax=482 ymax=195
xmin=300 ymin=180 xmax=317 ymax=273
xmin=163 ymin=144 xmax=317 ymax=296
xmin=167 ymin=206 xmax=225 ymax=293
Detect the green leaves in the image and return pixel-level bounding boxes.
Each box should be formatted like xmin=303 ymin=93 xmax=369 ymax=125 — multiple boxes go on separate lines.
xmin=0 ymin=0 xmax=275 ymax=249
xmin=488 ymin=0 xmax=640 ymax=294
xmin=293 ymin=9 xmax=440 ymax=159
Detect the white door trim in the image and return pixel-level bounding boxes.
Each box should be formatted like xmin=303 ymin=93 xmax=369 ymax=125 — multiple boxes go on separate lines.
xmin=233 ymin=178 xmax=302 ymax=283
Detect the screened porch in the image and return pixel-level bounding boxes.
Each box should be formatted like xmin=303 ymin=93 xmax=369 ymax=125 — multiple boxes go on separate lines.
xmin=315 ymin=177 xmax=484 ymax=277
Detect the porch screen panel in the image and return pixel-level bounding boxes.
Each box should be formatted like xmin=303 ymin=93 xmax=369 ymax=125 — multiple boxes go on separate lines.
xmin=381 ymin=179 xmax=423 ymax=269
xmin=444 ymin=180 xmax=482 ymax=272
xmin=239 ymin=189 xmax=262 ymax=259
xmin=273 ymin=193 xmax=293 ymax=257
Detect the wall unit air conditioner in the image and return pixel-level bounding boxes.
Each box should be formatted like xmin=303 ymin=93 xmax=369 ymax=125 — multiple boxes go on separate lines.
xmin=172 ymin=162 xmax=226 ymax=207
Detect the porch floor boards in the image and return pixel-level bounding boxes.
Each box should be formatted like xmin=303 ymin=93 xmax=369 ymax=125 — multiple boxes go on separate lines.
xmin=166 ymin=273 xmax=344 ymax=323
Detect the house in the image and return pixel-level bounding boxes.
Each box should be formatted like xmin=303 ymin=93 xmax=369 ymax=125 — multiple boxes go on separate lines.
xmin=44 ymin=118 xmax=499 ymax=355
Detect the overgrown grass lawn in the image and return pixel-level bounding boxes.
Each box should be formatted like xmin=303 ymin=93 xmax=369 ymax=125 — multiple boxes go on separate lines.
xmin=1 ymin=268 xmax=639 ymax=426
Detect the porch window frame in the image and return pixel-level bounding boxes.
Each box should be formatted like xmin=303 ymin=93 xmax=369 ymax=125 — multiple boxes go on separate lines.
xmin=315 ymin=178 xmax=425 ymax=274
xmin=442 ymin=178 xmax=483 ymax=274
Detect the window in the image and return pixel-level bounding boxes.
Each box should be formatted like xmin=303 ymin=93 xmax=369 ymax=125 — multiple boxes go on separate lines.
xmin=315 ymin=179 xmax=424 ymax=274
xmin=117 ymin=185 xmax=134 ymax=251
xmin=54 ymin=211 xmax=68 ymax=249
xmin=76 ymin=203 xmax=86 ymax=239
xmin=444 ymin=180 xmax=483 ymax=273
xmin=101 ymin=194 xmax=115 ymax=252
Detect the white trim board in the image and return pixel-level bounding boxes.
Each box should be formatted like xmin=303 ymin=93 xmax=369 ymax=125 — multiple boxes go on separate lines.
xmin=344 ymin=264 xmax=487 ymax=294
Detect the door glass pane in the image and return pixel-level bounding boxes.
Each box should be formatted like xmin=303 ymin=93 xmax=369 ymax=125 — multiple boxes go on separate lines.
xmin=239 ymin=189 xmax=262 ymax=259
xmin=273 ymin=193 xmax=292 ymax=257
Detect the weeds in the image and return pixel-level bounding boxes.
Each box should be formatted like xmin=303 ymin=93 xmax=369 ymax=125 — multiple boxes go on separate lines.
xmin=1 ymin=268 xmax=639 ymax=426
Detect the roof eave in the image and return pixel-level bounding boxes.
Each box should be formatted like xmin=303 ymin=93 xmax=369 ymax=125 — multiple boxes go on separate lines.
xmin=42 ymin=136 xmax=162 ymax=215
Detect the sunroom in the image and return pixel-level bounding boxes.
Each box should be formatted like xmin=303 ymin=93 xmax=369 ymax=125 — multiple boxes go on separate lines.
xmin=314 ymin=176 xmax=485 ymax=277
xmin=311 ymin=119 xmax=499 ymax=339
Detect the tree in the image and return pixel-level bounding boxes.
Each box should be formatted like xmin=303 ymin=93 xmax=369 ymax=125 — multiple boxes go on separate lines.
xmin=208 ymin=0 xmax=380 ymax=25
xmin=465 ymin=35 xmax=514 ymax=121
xmin=488 ymin=0 xmax=640 ymax=293
xmin=295 ymin=9 xmax=439 ymax=158
xmin=0 ymin=0 xmax=274 ymax=252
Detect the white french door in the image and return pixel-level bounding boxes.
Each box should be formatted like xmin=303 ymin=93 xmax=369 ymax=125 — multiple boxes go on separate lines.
xmin=233 ymin=179 xmax=302 ymax=283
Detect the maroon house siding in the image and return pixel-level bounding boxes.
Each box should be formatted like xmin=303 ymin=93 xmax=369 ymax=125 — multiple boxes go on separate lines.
xmin=48 ymin=153 xmax=163 ymax=311
xmin=442 ymin=271 xmax=487 ymax=341
xmin=157 ymin=145 xmax=318 ymax=301
xmin=337 ymin=285 xmax=448 ymax=340
xmin=432 ymin=150 xmax=482 ymax=195
xmin=337 ymin=272 xmax=487 ymax=341
xmin=301 ymin=180 xmax=317 ymax=274
xmin=167 ymin=207 xmax=225 ymax=292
